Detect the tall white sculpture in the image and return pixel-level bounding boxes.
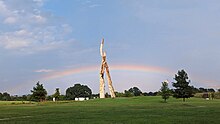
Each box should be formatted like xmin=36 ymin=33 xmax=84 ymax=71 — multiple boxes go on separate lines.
xmin=99 ymin=38 xmax=116 ymax=98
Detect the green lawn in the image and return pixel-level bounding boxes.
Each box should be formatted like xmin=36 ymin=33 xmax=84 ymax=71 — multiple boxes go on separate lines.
xmin=0 ymin=96 xmax=219 ymax=124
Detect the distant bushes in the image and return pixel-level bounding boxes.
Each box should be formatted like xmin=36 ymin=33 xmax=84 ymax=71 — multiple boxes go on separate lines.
xmin=194 ymin=93 xmax=203 ymax=98
xmin=115 ymin=91 xmax=159 ymax=97
xmin=215 ymin=92 xmax=220 ymax=99
xmin=0 ymin=92 xmax=12 ymax=101
xmin=194 ymin=92 xmax=220 ymax=99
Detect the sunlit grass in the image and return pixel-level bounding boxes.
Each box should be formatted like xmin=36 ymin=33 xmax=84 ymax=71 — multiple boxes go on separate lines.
xmin=0 ymin=96 xmax=219 ymax=124
xmin=0 ymin=101 xmax=35 ymax=105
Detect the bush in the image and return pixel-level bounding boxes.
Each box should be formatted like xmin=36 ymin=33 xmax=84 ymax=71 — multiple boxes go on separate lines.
xmin=194 ymin=92 xmax=220 ymax=99
xmin=215 ymin=92 xmax=220 ymax=99
xmin=194 ymin=93 xmax=203 ymax=98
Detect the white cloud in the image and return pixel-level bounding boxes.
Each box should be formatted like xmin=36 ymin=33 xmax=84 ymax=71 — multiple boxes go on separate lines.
xmin=89 ymin=4 xmax=102 ymax=8
xmin=0 ymin=1 xmax=9 ymax=15
xmin=0 ymin=31 xmax=30 ymax=49
xmin=0 ymin=26 xmax=73 ymax=53
xmin=15 ymin=29 xmax=30 ymax=36
xmin=61 ymin=24 xmax=72 ymax=34
xmin=35 ymin=69 xmax=53 ymax=73
xmin=31 ymin=15 xmax=47 ymax=24
xmin=4 ymin=16 xmax=17 ymax=24
xmin=4 ymin=39 xmax=29 ymax=49
xmin=33 ymin=0 xmax=44 ymax=6
xmin=0 ymin=0 xmax=73 ymax=54
xmin=80 ymin=1 xmax=102 ymax=8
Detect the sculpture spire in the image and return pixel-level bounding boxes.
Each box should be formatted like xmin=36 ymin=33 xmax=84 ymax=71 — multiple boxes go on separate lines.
xmin=99 ymin=38 xmax=116 ymax=98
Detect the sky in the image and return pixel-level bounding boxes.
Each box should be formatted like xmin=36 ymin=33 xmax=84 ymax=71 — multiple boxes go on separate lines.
xmin=0 ymin=0 xmax=220 ymax=95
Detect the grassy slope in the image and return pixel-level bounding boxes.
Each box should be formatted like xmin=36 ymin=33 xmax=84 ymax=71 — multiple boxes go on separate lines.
xmin=0 ymin=96 xmax=219 ymax=124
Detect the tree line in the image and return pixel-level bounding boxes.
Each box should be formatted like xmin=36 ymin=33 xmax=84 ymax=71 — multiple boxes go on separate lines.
xmin=116 ymin=70 xmax=219 ymax=102
xmin=0 ymin=69 xmax=220 ymax=102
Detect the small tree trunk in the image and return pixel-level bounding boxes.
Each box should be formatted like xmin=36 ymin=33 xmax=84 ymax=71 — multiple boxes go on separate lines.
xmin=183 ymin=98 xmax=185 ymax=102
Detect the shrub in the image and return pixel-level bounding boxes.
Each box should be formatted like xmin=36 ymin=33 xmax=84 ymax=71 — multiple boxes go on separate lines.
xmin=194 ymin=93 xmax=203 ymax=98
xmin=215 ymin=92 xmax=220 ymax=99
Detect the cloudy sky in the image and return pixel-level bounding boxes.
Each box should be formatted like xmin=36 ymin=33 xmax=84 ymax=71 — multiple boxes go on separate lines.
xmin=0 ymin=0 xmax=220 ymax=95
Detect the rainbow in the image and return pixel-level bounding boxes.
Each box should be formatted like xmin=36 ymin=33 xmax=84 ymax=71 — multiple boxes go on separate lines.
xmin=8 ymin=64 xmax=173 ymax=94
xmin=42 ymin=64 xmax=173 ymax=80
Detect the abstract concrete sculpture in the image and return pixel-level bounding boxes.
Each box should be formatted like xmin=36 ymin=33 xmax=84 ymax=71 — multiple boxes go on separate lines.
xmin=99 ymin=38 xmax=116 ymax=98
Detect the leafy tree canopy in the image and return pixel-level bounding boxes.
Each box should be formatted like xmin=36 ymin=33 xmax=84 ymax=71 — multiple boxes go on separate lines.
xmin=53 ymin=88 xmax=60 ymax=100
xmin=128 ymin=87 xmax=142 ymax=96
xmin=66 ymin=83 xmax=92 ymax=100
xmin=160 ymin=81 xmax=170 ymax=102
xmin=31 ymin=81 xmax=47 ymax=102
xmin=207 ymin=88 xmax=215 ymax=92
xmin=0 ymin=92 xmax=11 ymax=101
xmin=172 ymin=70 xmax=193 ymax=102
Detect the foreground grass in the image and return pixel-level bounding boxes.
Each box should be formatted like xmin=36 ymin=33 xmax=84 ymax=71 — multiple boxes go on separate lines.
xmin=0 ymin=96 xmax=219 ymax=124
xmin=0 ymin=101 xmax=35 ymax=105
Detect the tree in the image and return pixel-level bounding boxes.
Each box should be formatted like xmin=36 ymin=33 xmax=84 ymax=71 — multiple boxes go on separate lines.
xmin=46 ymin=95 xmax=53 ymax=101
xmin=59 ymin=95 xmax=67 ymax=100
xmin=124 ymin=90 xmax=134 ymax=97
xmin=66 ymin=84 xmax=92 ymax=100
xmin=148 ymin=92 xmax=154 ymax=96
xmin=22 ymin=95 xmax=28 ymax=101
xmin=115 ymin=92 xmax=125 ymax=97
xmin=211 ymin=92 xmax=215 ymax=100
xmin=142 ymin=92 xmax=148 ymax=96
xmin=218 ymin=89 xmax=220 ymax=92
xmin=128 ymin=87 xmax=142 ymax=96
xmin=0 ymin=92 xmax=3 ymax=100
xmin=172 ymin=70 xmax=193 ymax=102
xmin=105 ymin=93 xmax=110 ymax=98
xmin=207 ymin=88 xmax=215 ymax=92
xmin=26 ymin=94 xmax=32 ymax=101
xmin=191 ymin=86 xmax=199 ymax=94
xmin=2 ymin=92 xmax=11 ymax=101
xmin=31 ymin=81 xmax=47 ymax=102
xmin=199 ymin=87 xmax=207 ymax=93
xmin=160 ymin=81 xmax=170 ymax=102
xmin=53 ymin=88 xmax=60 ymax=101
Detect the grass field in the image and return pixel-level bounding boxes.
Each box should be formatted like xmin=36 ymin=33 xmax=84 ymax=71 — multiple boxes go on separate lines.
xmin=0 ymin=96 xmax=219 ymax=124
